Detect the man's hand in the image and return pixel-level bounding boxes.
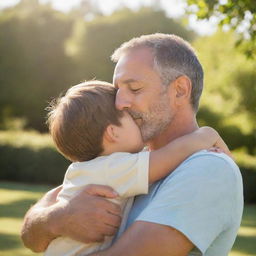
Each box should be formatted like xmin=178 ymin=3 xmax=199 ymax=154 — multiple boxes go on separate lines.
xmin=21 ymin=184 xmax=121 ymax=252
xmin=56 ymin=185 xmax=122 ymax=243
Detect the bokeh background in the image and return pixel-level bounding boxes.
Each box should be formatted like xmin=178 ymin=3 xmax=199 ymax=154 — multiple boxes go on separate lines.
xmin=0 ymin=0 xmax=255 ymax=255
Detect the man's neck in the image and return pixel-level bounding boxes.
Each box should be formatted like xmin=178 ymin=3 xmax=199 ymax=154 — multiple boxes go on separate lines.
xmin=147 ymin=114 xmax=199 ymax=151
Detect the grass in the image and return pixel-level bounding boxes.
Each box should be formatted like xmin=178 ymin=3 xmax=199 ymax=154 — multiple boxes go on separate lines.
xmin=0 ymin=182 xmax=51 ymax=256
xmin=230 ymin=204 xmax=256 ymax=256
xmin=0 ymin=181 xmax=255 ymax=256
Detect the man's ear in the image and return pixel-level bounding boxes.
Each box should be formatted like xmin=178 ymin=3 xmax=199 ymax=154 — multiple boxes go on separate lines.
xmin=103 ymin=124 xmax=118 ymax=143
xmin=172 ymin=75 xmax=192 ymax=106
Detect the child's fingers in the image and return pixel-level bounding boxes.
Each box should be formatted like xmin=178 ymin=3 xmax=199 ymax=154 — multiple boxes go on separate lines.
xmin=208 ymin=147 xmax=223 ymax=153
xmin=208 ymin=147 xmax=234 ymax=160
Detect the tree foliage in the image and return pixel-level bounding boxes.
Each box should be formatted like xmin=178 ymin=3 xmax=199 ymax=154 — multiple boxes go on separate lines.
xmin=187 ymin=0 xmax=256 ymax=58
xmin=194 ymin=30 xmax=256 ymax=153
xmin=0 ymin=0 xmax=76 ymax=131
xmin=72 ymin=7 xmax=194 ymax=83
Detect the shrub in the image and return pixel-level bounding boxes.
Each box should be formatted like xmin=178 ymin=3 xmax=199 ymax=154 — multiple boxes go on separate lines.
xmin=234 ymin=152 xmax=256 ymax=203
xmin=0 ymin=131 xmax=70 ymax=184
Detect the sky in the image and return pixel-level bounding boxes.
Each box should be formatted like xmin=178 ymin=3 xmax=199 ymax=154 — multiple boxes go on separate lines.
xmin=0 ymin=0 xmax=218 ymax=35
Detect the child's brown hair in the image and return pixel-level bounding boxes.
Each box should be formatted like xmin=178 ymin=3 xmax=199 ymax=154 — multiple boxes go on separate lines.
xmin=47 ymin=80 xmax=124 ymax=162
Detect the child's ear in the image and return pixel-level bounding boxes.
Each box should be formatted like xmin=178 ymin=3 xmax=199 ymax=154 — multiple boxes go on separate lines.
xmin=103 ymin=124 xmax=119 ymax=143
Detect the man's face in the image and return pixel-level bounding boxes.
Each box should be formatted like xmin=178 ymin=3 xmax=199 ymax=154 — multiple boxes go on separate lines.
xmin=113 ymin=48 xmax=174 ymax=142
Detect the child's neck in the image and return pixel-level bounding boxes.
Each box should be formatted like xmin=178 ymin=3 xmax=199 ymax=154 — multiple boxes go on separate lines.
xmin=100 ymin=142 xmax=121 ymax=157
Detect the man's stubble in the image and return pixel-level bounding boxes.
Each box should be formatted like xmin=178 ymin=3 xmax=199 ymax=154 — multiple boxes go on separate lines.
xmin=128 ymin=87 xmax=174 ymax=142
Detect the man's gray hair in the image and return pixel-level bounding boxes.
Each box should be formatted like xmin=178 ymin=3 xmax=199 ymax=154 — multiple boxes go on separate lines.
xmin=111 ymin=33 xmax=204 ymax=112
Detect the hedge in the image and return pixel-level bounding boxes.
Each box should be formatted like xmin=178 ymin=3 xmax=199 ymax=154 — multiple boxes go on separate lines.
xmin=0 ymin=131 xmax=255 ymax=202
xmin=233 ymin=152 xmax=256 ymax=204
xmin=0 ymin=131 xmax=70 ymax=184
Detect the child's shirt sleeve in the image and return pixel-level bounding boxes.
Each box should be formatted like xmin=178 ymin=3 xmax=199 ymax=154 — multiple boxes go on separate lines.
xmin=57 ymin=151 xmax=150 ymax=201
xmin=104 ymin=151 xmax=150 ymax=198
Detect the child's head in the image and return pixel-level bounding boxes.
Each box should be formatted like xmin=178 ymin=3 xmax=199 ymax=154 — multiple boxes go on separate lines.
xmin=47 ymin=80 xmax=143 ymax=162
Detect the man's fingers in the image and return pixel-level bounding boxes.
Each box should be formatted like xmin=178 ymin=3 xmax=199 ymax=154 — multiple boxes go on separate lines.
xmin=103 ymin=211 xmax=122 ymax=228
xmin=103 ymin=224 xmax=119 ymax=236
xmin=98 ymin=199 xmax=121 ymax=216
xmin=94 ymin=206 xmax=121 ymax=228
xmin=85 ymin=184 xmax=119 ymax=198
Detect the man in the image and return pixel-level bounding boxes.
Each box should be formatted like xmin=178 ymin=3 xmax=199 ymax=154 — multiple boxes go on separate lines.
xmin=21 ymin=34 xmax=243 ymax=255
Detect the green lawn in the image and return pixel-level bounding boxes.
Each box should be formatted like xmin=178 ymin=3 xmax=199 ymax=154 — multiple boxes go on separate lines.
xmin=0 ymin=181 xmax=255 ymax=256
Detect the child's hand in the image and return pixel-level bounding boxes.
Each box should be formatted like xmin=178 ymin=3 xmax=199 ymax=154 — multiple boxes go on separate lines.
xmin=208 ymin=147 xmax=224 ymax=153
xmin=198 ymin=127 xmax=233 ymax=160
xmin=208 ymin=145 xmax=234 ymax=160
xmin=214 ymin=140 xmax=234 ymax=159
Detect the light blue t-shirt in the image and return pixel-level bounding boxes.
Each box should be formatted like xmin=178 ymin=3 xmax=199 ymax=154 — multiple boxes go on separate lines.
xmin=125 ymin=151 xmax=244 ymax=256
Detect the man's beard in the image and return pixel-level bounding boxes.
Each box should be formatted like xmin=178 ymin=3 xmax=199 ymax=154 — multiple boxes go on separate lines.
xmin=128 ymin=93 xmax=174 ymax=142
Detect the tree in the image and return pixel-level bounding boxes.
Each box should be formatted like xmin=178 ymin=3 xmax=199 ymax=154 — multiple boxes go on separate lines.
xmin=0 ymin=1 xmax=76 ymax=131
xmin=194 ymin=30 xmax=256 ymax=153
xmin=187 ymin=0 xmax=256 ymax=58
xmin=73 ymin=7 xmax=195 ymax=83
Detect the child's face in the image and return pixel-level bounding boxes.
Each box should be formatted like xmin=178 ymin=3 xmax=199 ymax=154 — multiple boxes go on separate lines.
xmin=117 ymin=111 xmax=144 ymax=153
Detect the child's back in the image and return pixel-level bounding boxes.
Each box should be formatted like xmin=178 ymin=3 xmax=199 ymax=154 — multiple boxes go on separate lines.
xmin=45 ymin=81 xmax=149 ymax=256
xmin=45 ymin=152 xmax=149 ymax=256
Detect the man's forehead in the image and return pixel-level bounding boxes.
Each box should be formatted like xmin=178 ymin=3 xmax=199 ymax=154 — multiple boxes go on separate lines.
xmin=113 ymin=49 xmax=154 ymax=84
xmin=113 ymin=65 xmax=144 ymax=86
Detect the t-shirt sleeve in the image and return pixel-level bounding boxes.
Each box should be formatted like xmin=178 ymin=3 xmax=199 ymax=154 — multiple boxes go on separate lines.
xmin=105 ymin=151 xmax=150 ymax=198
xmin=134 ymin=154 xmax=242 ymax=254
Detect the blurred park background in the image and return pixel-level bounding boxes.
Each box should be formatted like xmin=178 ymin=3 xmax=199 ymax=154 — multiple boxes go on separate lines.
xmin=0 ymin=0 xmax=255 ymax=255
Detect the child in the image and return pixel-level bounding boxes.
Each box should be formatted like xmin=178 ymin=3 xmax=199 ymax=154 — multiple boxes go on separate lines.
xmin=45 ymin=80 xmax=231 ymax=256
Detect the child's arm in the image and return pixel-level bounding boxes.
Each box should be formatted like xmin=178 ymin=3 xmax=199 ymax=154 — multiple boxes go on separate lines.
xmin=149 ymin=126 xmax=231 ymax=183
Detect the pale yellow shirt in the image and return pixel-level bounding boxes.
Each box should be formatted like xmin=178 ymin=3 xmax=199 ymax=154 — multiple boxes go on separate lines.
xmin=45 ymin=151 xmax=150 ymax=256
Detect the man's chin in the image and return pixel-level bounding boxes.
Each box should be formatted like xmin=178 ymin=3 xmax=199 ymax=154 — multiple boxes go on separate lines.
xmin=141 ymin=127 xmax=163 ymax=144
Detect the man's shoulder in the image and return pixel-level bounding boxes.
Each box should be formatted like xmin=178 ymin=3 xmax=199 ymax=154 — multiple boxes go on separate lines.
xmin=184 ymin=150 xmax=236 ymax=166
xmin=182 ymin=150 xmax=239 ymax=172
xmin=155 ymin=150 xmax=243 ymax=214
xmin=163 ymin=150 xmax=242 ymax=185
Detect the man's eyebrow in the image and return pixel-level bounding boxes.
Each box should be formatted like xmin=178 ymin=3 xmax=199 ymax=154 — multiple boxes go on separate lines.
xmin=114 ymin=78 xmax=141 ymax=88
xmin=122 ymin=79 xmax=139 ymax=84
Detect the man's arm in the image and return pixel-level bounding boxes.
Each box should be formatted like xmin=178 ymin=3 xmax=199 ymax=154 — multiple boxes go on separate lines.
xmin=21 ymin=185 xmax=62 ymax=252
xmin=21 ymin=184 xmax=122 ymax=252
xmin=92 ymin=221 xmax=194 ymax=256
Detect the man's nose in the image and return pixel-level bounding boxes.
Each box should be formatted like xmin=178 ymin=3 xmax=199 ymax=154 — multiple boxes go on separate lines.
xmin=115 ymin=89 xmax=132 ymax=110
